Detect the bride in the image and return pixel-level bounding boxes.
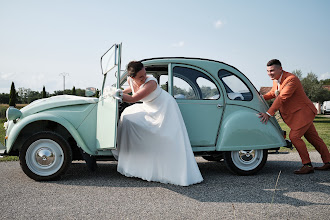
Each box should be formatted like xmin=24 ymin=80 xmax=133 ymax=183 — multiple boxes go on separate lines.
xmin=114 ymin=61 xmax=203 ymax=186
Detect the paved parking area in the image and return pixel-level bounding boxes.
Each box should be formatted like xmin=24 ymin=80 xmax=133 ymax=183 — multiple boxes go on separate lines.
xmin=0 ymin=152 xmax=329 ymax=219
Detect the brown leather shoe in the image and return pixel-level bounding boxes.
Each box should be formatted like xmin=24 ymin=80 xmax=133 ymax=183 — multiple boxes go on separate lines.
xmin=294 ymin=165 xmax=314 ymax=174
xmin=314 ymin=163 xmax=330 ymax=171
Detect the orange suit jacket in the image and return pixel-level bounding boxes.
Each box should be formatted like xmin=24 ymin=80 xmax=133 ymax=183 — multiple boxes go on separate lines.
xmin=263 ymin=71 xmax=317 ymax=130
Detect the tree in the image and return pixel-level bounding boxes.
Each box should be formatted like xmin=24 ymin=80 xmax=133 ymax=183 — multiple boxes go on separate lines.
xmin=320 ymin=78 xmax=330 ymax=85
xmin=292 ymin=69 xmax=303 ymax=80
xmin=95 ymin=89 xmax=100 ymax=98
xmin=18 ymin=88 xmax=31 ymax=104
xmin=72 ymin=86 xmax=76 ymax=95
xmin=315 ymin=89 xmax=330 ymax=103
xmin=17 ymin=87 xmax=43 ymax=104
xmin=0 ymin=93 xmax=9 ymax=104
xmin=42 ymin=86 xmax=47 ymax=98
xmin=200 ymin=86 xmax=218 ymax=99
xmin=52 ymin=88 xmax=85 ymax=97
xmin=9 ymin=82 xmax=16 ymax=107
xmin=160 ymin=82 xmax=168 ymax=92
xmin=301 ymin=72 xmax=330 ymax=103
xmin=27 ymin=90 xmax=41 ymax=103
xmin=53 ymin=90 xmax=64 ymax=96
xmin=17 ymin=87 xmax=27 ymax=104
xmin=74 ymin=88 xmax=86 ymax=96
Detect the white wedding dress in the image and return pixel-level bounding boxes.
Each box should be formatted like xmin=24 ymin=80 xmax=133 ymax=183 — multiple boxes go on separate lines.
xmin=114 ymin=76 xmax=203 ymax=186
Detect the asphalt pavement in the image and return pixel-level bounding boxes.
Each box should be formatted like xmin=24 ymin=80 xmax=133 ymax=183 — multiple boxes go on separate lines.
xmin=0 ymin=152 xmax=329 ymax=220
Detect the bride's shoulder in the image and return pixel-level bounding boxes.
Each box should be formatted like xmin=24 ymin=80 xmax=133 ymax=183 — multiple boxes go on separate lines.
xmin=145 ymin=76 xmax=157 ymax=83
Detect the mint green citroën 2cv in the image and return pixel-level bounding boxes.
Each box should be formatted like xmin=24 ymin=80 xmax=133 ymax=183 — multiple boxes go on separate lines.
xmin=0 ymin=44 xmax=291 ymax=181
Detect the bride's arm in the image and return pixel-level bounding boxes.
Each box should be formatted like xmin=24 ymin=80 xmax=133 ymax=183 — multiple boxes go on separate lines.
xmin=122 ymin=86 xmax=132 ymax=94
xmin=123 ymin=81 xmax=157 ymax=103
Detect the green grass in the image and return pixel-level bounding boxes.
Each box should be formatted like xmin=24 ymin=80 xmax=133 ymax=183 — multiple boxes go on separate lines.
xmin=0 ymin=156 xmax=19 ymax=162
xmin=0 ymin=118 xmax=18 ymax=162
xmin=0 ymin=105 xmax=26 ymax=162
xmin=0 ymin=104 xmax=26 ymax=118
xmin=278 ymin=115 xmax=330 ymax=151
xmin=0 ymin=118 xmax=6 ymax=145
xmin=0 ymin=105 xmax=7 ymax=119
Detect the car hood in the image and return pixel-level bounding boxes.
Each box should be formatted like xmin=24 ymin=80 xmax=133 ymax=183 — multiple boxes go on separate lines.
xmin=21 ymin=95 xmax=99 ymax=117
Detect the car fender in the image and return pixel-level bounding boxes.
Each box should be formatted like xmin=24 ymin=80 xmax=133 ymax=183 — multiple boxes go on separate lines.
xmin=216 ymin=108 xmax=286 ymax=151
xmin=6 ymin=112 xmax=94 ymax=155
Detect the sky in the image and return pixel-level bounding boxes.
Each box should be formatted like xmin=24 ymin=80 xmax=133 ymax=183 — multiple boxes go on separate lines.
xmin=1 ymin=0 xmax=330 ymax=93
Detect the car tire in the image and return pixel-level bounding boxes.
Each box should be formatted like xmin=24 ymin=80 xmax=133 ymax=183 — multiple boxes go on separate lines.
xmin=224 ymin=149 xmax=268 ymax=175
xmin=19 ymin=131 xmax=72 ymax=181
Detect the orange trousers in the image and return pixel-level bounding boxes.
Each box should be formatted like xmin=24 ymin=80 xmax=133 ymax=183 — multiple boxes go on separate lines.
xmin=289 ymin=121 xmax=330 ymax=165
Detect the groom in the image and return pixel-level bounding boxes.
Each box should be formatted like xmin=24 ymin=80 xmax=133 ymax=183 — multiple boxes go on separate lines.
xmin=258 ymin=59 xmax=330 ymax=174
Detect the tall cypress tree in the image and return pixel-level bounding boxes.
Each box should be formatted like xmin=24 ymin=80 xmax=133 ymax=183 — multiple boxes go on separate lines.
xmin=9 ymin=82 xmax=16 ymax=107
xmin=72 ymin=86 xmax=76 ymax=95
xmin=42 ymin=86 xmax=47 ymax=98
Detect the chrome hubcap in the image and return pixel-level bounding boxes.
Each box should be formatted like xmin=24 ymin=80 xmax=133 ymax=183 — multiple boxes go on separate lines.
xmin=231 ymin=150 xmax=263 ymax=171
xmin=35 ymin=148 xmax=55 ymax=166
xmin=238 ymin=150 xmax=256 ymax=162
xmin=26 ymin=139 xmax=64 ymax=176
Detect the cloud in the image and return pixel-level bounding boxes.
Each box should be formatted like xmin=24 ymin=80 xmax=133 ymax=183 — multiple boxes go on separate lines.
xmin=19 ymin=73 xmax=48 ymax=89
xmin=214 ymin=20 xmax=223 ymax=29
xmin=319 ymin=72 xmax=330 ymax=80
xmin=0 ymin=72 xmax=15 ymax=80
xmin=172 ymin=41 xmax=185 ymax=48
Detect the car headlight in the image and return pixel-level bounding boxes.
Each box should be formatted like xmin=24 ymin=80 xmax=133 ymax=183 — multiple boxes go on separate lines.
xmin=6 ymin=107 xmax=22 ymax=121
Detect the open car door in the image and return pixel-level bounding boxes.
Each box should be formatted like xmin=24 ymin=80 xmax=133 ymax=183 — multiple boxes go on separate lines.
xmin=96 ymin=43 xmax=122 ymax=150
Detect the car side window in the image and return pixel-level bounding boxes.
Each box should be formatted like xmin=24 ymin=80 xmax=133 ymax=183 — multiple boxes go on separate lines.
xmin=173 ymin=66 xmax=220 ymax=100
xmin=218 ymin=69 xmax=253 ymax=101
xmin=160 ymin=74 xmax=196 ymax=99
xmin=173 ymin=77 xmax=197 ymax=99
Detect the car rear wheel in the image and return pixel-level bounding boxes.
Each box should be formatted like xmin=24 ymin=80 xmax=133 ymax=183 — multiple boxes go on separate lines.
xmin=19 ymin=131 xmax=72 ymax=181
xmin=224 ymin=149 xmax=268 ymax=175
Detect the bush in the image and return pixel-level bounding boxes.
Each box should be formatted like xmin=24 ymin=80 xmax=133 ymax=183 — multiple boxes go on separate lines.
xmin=0 ymin=93 xmax=9 ymax=104
xmin=0 ymin=104 xmax=26 ymax=119
xmin=0 ymin=105 xmax=7 ymax=119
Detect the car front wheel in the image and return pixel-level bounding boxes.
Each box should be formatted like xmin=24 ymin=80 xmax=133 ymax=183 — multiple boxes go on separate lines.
xmin=224 ymin=149 xmax=268 ymax=175
xmin=19 ymin=131 xmax=72 ymax=181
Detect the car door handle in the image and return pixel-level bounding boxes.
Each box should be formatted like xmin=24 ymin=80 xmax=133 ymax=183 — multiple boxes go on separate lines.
xmin=217 ymin=104 xmax=223 ymax=108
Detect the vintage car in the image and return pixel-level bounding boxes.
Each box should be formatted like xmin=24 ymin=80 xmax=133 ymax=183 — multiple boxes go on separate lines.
xmin=0 ymin=44 xmax=290 ymax=181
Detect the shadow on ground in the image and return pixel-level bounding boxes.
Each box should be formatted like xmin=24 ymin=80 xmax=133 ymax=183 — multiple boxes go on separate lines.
xmin=51 ymin=158 xmax=330 ymax=207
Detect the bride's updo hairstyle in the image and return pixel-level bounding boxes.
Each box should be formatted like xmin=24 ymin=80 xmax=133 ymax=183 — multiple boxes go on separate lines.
xmin=127 ymin=61 xmax=144 ymax=78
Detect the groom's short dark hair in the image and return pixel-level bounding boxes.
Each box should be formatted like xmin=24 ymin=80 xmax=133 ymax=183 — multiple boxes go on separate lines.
xmin=267 ymin=59 xmax=282 ymax=67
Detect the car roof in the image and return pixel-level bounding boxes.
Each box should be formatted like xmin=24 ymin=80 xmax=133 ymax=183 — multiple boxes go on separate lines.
xmin=140 ymin=57 xmax=258 ymax=92
xmin=141 ymin=57 xmax=240 ymax=71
